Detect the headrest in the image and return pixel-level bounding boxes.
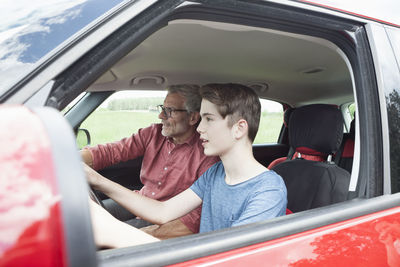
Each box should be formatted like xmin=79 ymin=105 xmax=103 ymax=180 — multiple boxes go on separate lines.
xmin=289 ymin=104 xmax=343 ymax=156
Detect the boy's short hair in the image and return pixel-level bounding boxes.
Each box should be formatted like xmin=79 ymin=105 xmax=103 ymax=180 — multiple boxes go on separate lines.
xmin=200 ymin=83 xmax=261 ymax=142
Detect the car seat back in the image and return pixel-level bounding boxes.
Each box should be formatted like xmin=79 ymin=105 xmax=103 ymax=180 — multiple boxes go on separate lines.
xmin=268 ymin=107 xmax=326 ymax=170
xmin=272 ymin=104 xmax=351 ymax=213
xmin=336 ymin=119 xmax=355 ymax=173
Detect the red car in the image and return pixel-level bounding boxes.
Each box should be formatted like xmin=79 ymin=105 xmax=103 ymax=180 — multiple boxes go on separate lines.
xmin=1 ymin=0 xmax=400 ymax=266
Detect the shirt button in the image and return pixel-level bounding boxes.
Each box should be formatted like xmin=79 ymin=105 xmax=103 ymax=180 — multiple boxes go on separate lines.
xmin=168 ymin=151 xmax=171 ymax=154
xmin=164 ymin=167 xmax=168 ymax=170
xmin=151 ymin=192 xmax=155 ymax=196
xmin=158 ymin=182 xmax=162 ymax=185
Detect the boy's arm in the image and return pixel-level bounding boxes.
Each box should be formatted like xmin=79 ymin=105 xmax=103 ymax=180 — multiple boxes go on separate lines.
xmin=85 ymin=163 xmax=202 ymax=225
xmin=89 ymin=200 xmax=159 ymax=248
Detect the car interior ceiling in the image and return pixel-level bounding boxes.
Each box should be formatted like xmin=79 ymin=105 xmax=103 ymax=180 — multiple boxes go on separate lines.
xmin=86 ymin=19 xmax=354 ymax=108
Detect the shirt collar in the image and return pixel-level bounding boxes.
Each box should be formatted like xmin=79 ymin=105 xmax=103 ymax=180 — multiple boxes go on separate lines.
xmin=167 ymin=131 xmax=199 ymax=146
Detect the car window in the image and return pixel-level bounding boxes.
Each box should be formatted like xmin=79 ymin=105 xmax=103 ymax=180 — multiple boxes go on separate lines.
xmin=387 ymin=27 xmax=400 ymax=67
xmin=77 ymin=92 xmax=283 ymax=148
xmin=254 ymin=99 xmax=283 ymax=144
xmin=0 ymin=0 xmax=125 ymax=93
xmin=385 ymin=27 xmax=400 ymax=193
xmin=77 ymin=90 xmax=166 ymax=148
xmin=348 ymin=103 xmax=356 ymax=120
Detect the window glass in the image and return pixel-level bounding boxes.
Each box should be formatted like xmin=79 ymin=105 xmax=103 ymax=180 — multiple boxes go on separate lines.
xmin=0 ymin=0 xmax=125 ymax=93
xmin=348 ymin=103 xmax=356 ymax=120
xmin=385 ymin=27 xmax=400 ymax=193
xmin=77 ymin=92 xmax=283 ymax=148
xmin=254 ymin=99 xmax=283 ymax=144
xmin=387 ymin=27 xmax=400 ymax=69
xmin=78 ymin=91 xmax=166 ymax=147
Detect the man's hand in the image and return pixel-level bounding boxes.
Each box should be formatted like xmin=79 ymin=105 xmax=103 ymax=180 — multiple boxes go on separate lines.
xmin=81 ymin=149 xmax=93 ymax=167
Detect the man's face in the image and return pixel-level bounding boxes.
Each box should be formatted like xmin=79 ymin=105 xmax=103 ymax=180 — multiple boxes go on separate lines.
xmin=159 ymin=93 xmax=193 ymax=143
xmin=197 ymin=99 xmax=234 ymax=157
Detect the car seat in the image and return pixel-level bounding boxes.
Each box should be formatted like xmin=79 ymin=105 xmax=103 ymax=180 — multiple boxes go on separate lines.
xmin=267 ymin=107 xmax=326 ymax=170
xmin=335 ymin=118 xmax=355 ymax=173
xmin=272 ymin=104 xmax=351 ymax=213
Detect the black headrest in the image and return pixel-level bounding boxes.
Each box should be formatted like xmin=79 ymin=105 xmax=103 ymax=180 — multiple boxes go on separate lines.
xmin=289 ymin=104 xmax=343 ymax=155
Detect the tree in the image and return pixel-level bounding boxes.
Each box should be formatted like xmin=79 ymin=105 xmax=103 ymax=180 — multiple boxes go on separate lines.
xmin=386 ymin=90 xmax=400 ymax=193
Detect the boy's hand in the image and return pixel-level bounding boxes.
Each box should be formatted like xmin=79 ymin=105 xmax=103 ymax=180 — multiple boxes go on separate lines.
xmin=89 ymin=198 xmax=159 ymax=248
xmin=83 ymin=163 xmax=103 ymax=190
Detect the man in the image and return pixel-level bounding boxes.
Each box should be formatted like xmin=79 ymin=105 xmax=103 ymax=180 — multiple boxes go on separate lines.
xmin=87 ymin=83 xmax=287 ymax=248
xmin=81 ymin=84 xmax=219 ymax=239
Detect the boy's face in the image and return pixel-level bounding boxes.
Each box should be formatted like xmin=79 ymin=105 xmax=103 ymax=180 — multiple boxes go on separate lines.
xmin=197 ymin=99 xmax=234 ymax=157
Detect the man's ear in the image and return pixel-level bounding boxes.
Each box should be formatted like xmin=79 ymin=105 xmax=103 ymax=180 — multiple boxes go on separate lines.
xmin=233 ymin=119 xmax=248 ymax=140
xmin=189 ymin=112 xmax=200 ymax=126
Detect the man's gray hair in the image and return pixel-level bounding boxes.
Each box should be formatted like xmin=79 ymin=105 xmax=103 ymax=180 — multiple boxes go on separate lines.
xmin=167 ymin=84 xmax=201 ymax=113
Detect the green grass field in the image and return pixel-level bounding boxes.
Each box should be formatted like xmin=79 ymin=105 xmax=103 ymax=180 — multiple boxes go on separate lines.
xmin=77 ymin=110 xmax=283 ymax=148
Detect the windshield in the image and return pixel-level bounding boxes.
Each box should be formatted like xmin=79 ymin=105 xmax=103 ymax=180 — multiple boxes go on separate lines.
xmin=0 ymin=0 xmax=125 ymax=94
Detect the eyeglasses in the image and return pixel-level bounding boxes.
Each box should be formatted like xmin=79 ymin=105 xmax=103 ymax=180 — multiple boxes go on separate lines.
xmin=157 ymin=105 xmax=188 ymax=118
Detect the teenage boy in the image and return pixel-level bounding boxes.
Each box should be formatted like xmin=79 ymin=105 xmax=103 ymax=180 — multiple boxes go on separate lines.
xmin=87 ymin=83 xmax=287 ymax=248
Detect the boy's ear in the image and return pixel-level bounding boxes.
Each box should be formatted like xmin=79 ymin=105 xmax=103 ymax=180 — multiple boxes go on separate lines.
xmin=189 ymin=112 xmax=200 ymax=126
xmin=233 ymin=119 xmax=248 ymax=140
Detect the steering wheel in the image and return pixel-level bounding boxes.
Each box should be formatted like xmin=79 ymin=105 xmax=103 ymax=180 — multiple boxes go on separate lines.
xmin=89 ymin=186 xmax=106 ymax=209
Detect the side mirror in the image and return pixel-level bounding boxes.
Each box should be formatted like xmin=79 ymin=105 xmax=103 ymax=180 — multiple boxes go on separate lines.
xmin=76 ymin=128 xmax=91 ymax=149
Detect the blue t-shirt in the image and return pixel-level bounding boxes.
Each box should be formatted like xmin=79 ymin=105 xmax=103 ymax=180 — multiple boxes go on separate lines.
xmin=190 ymin=162 xmax=287 ymax=233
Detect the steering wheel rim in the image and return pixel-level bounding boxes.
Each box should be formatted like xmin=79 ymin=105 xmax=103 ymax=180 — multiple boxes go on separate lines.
xmin=89 ymin=186 xmax=105 ymax=209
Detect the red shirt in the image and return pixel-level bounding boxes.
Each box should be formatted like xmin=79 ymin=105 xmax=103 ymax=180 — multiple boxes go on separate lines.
xmin=87 ymin=123 xmax=219 ymax=232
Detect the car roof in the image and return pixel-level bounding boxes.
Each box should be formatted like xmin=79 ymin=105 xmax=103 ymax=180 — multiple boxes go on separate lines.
xmin=297 ymin=0 xmax=400 ymax=28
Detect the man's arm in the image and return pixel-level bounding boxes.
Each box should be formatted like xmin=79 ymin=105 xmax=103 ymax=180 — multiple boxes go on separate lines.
xmin=81 ymin=125 xmax=155 ymax=170
xmin=84 ymin=164 xmax=202 ymax=225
